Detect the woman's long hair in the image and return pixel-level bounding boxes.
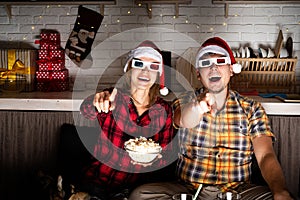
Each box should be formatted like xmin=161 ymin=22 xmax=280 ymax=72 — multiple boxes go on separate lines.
xmin=122 ymin=60 xmax=160 ymax=108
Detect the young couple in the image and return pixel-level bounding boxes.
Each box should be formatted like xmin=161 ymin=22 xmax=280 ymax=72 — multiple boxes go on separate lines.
xmin=79 ymin=38 xmax=293 ymax=200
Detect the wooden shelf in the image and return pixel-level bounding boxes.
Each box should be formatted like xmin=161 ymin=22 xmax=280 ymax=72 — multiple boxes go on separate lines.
xmin=212 ymin=0 xmax=300 ymax=18
xmin=135 ymin=0 xmax=192 ymax=18
xmin=0 ymin=1 xmax=116 ymax=18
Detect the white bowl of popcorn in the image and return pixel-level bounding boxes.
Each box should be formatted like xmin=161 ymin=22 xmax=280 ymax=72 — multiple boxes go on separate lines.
xmin=124 ymin=137 xmax=162 ymax=163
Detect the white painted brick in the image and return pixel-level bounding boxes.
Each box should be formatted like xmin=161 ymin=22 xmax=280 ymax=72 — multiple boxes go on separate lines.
xmin=175 ymin=23 xmax=202 ymax=33
xmin=0 ymin=2 xmax=299 ymax=90
xmin=111 ymin=15 xmax=138 ymax=24
xmin=189 ymin=16 xmax=216 ymax=25
xmin=10 ymin=16 xmax=33 ymax=24
xmin=200 ymin=24 xmax=227 ymax=33
xmin=33 ymin=15 xmax=59 ymax=24
xmin=254 ymin=7 xmax=281 ymax=16
xmin=174 ymin=41 xmax=199 ymax=52
xmin=149 ymin=24 xmax=174 ymax=30
xmin=0 ymin=16 xmax=8 ymax=24
xmin=138 ymin=15 xmax=164 ymax=24
xmin=134 ymin=32 xmax=161 ymax=42
xmin=161 ymin=32 xmax=194 ymax=42
xmin=9 ymin=6 xmax=20 ymax=16
xmin=19 ymin=6 xmax=44 ymax=16
xmin=241 ymin=16 xmax=270 ymax=24
xmin=227 ymin=7 xmax=253 ymax=16
xmin=191 ymin=0 xmax=213 ymax=6
xmin=44 ymin=6 xmax=70 ymax=15
xmin=227 ymin=24 xmax=253 ymax=32
xmin=187 ymin=32 xmax=208 ymax=43
xmin=0 ymin=7 xmax=6 ymax=16
xmin=100 ymin=24 xmax=121 ymax=33
xmin=59 ymin=16 xmax=77 ymax=24
xmin=216 ymin=16 xmax=243 ymax=24
xmin=241 ymin=32 xmax=268 ymax=42
xmin=45 ymin=24 xmax=70 ymax=33
xmin=270 ymin=16 xmax=296 ymax=24
xmin=120 ymin=23 xmax=145 ymax=32
xmin=103 ymin=7 xmax=121 ymax=16
xmin=282 ymin=6 xmax=300 ymax=15
xmin=160 ymin=6 xmax=177 ymax=16
xmin=162 ymin=16 xmax=180 ymax=24
xmin=179 ymin=6 xmax=200 ymax=15
xmin=200 ymin=7 xmax=225 ymax=16
xmin=0 ymin=24 xmax=19 ymax=33
xmin=254 ymin=25 xmax=279 ymax=33
xmin=217 ymin=32 xmax=240 ymax=41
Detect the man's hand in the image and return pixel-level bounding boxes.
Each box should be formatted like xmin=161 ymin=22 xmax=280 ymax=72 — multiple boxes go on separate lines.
xmin=93 ymin=88 xmax=117 ymax=113
xmin=195 ymin=92 xmax=216 ymax=114
xmin=175 ymin=92 xmax=216 ymax=128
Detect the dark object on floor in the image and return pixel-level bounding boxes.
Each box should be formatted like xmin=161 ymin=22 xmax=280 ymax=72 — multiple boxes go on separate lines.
xmin=58 ymin=124 xmax=99 ymax=187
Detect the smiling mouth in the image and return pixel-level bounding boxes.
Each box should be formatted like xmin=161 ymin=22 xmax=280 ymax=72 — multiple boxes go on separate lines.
xmin=209 ymin=76 xmax=221 ymax=82
xmin=138 ymin=77 xmax=150 ymax=82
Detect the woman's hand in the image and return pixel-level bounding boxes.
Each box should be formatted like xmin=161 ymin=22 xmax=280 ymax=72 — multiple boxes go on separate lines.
xmin=93 ymin=88 xmax=117 ymax=113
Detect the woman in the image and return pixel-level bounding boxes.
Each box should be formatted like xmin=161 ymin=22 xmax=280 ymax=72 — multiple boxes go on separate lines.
xmin=79 ymin=41 xmax=175 ymax=200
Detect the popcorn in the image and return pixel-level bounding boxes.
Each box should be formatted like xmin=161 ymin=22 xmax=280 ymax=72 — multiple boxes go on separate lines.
xmin=124 ymin=136 xmax=161 ymax=153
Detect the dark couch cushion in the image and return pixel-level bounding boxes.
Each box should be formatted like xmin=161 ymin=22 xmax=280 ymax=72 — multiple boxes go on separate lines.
xmin=58 ymin=123 xmax=99 ymax=186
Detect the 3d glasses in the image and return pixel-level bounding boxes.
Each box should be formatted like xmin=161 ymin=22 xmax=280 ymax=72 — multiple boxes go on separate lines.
xmin=131 ymin=58 xmax=162 ymax=75
xmin=198 ymin=57 xmax=230 ymax=68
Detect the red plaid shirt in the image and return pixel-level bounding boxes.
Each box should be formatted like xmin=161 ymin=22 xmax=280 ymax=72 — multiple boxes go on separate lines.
xmin=80 ymin=89 xmax=175 ymax=189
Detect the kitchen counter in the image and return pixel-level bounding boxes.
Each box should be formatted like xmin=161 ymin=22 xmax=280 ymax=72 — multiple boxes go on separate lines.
xmin=0 ymin=90 xmax=300 ymax=115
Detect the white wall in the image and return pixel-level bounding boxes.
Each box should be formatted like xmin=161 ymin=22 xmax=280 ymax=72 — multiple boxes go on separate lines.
xmin=0 ymin=0 xmax=299 ymax=91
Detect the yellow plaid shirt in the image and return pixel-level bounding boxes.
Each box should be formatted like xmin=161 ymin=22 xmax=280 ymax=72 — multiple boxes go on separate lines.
xmin=173 ymin=90 xmax=275 ymax=192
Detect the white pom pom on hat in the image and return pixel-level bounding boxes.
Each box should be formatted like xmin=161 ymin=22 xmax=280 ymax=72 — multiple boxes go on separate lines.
xmin=124 ymin=40 xmax=169 ymax=96
xmin=196 ymin=37 xmax=242 ymax=74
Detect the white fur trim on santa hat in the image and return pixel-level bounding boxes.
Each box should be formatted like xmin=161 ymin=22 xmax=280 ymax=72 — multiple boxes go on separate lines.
xmin=124 ymin=46 xmax=163 ymax=75
xmin=232 ymin=63 xmax=242 ymax=74
xmin=196 ymin=45 xmax=231 ymax=68
xmin=160 ymin=86 xmax=169 ymax=96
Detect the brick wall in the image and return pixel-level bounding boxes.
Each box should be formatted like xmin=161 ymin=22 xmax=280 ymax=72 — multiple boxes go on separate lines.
xmin=0 ymin=0 xmax=299 ymax=91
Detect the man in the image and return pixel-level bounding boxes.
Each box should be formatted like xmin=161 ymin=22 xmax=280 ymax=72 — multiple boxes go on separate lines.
xmin=128 ymin=37 xmax=293 ymax=200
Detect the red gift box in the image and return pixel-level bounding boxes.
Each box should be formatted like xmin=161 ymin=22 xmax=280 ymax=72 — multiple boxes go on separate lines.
xmin=37 ymin=60 xmax=65 ymax=71
xmin=36 ymin=69 xmax=69 ymax=80
xmin=36 ymin=79 xmax=69 ymax=92
xmin=38 ymin=49 xmax=65 ymax=60
xmin=40 ymin=32 xmax=61 ymax=45
xmin=39 ymin=41 xmax=60 ymax=50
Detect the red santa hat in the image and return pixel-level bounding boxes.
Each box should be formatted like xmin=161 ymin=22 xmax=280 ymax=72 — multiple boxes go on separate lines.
xmin=124 ymin=40 xmax=169 ymax=96
xmin=195 ymin=37 xmax=242 ymax=73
